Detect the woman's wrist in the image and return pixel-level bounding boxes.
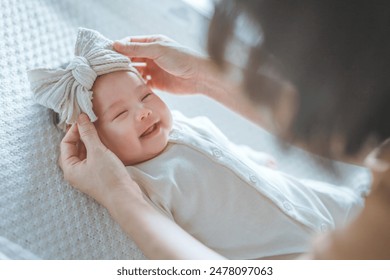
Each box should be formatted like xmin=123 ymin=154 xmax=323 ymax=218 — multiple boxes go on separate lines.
xmin=196 ymin=58 xmax=235 ymax=99
xmin=106 ymin=184 xmax=226 ymax=259
xmin=102 ymin=181 xmax=145 ymax=217
xmin=195 ymin=59 xmax=269 ymax=128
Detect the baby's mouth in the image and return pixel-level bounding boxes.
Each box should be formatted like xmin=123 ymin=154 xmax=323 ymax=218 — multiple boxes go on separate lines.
xmin=140 ymin=122 xmax=159 ymax=138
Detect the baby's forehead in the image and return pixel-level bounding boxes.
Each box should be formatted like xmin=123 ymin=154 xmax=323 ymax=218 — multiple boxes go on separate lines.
xmin=93 ymin=71 xmax=144 ymax=94
xmin=95 ymin=70 xmax=141 ymax=85
xmin=92 ymin=70 xmax=145 ymax=108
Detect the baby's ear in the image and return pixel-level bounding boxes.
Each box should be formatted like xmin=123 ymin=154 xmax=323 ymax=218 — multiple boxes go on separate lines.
xmin=51 ymin=110 xmax=59 ymax=125
xmin=51 ymin=110 xmax=63 ymax=132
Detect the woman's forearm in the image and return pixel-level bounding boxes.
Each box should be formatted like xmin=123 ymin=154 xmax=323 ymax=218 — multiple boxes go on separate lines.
xmin=197 ymin=59 xmax=272 ymax=130
xmin=106 ymin=185 xmax=225 ymax=260
xmin=196 ymin=58 xmax=298 ymax=138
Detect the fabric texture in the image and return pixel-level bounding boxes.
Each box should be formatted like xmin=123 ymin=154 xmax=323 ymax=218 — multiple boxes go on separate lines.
xmin=0 ymin=236 xmax=40 ymax=260
xmin=127 ymin=111 xmax=368 ymax=259
xmin=27 ymin=28 xmax=138 ymax=131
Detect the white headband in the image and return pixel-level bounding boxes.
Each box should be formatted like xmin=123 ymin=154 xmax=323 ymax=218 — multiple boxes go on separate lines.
xmin=27 ymin=28 xmax=138 ymax=131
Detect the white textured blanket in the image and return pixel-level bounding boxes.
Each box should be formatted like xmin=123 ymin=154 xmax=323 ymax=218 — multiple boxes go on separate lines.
xmin=0 ymin=0 xmax=370 ymax=259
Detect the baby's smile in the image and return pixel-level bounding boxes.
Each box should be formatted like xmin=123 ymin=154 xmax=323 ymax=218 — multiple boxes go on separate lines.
xmin=140 ymin=122 xmax=161 ymax=139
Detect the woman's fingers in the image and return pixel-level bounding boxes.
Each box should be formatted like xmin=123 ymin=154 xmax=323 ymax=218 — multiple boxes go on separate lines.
xmin=60 ymin=114 xmax=108 ymax=167
xmin=60 ymin=115 xmax=100 ymax=169
xmin=114 ymin=35 xmax=170 ymax=59
xmin=60 ymin=122 xmax=82 ymax=168
xmin=129 ymin=58 xmax=148 ymax=77
xmin=131 ymin=56 xmax=148 ymax=62
xmin=78 ymin=140 xmax=87 ymax=161
xmin=113 ymin=41 xmax=162 ymax=60
xmin=76 ymin=114 xmax=104 ymax=153
xmin=121 ymin=34 xmax=169 ymax=43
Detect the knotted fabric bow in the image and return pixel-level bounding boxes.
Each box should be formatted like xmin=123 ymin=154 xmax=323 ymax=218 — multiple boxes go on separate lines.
xmin=27 ymin=28 xmax=138 ymax=131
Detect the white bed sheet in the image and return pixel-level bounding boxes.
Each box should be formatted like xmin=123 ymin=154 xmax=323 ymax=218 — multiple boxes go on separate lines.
xmin=0 ymin=0 xmax=370 ymax=259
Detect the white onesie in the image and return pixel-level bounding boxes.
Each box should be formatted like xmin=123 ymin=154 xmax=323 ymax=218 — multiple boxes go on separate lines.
xmin=126 ymin=111 xmax=368 ymax=259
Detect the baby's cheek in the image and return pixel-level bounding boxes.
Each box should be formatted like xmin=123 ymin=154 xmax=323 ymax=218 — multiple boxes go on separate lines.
xmin=118 ymin=137 xmax=143 ymax=159
xmin=108 ymin=140 xmax=134 ymax=164
xmin=109 ymin=136 xmax=130 ymax=154
xmin=98 ymin=126 xmax=142 ymax=164
xmin=98 ymin=125 xmax=124 ymax=148
xmin=98 ymin=130 xmax=125 ymax=156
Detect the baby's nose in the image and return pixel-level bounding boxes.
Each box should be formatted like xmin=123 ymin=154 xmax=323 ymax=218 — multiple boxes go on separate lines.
xmin=139 ymin=108 xmax=151 ymax=121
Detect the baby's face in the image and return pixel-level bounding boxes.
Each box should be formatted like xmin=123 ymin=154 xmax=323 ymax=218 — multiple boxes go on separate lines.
xmin=92 ymin=71 xmax=172 ymax=165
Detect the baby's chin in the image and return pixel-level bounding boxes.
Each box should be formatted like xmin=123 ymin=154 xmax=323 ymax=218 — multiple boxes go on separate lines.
xmin=122 ymin=142 xmax=169 ymax=166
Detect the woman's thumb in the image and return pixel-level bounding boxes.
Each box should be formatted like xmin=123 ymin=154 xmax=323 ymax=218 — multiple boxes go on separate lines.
xmin=113 ymin=40 xmax=158 ymax=59
xmin=77 ymin=113 xmax=101 ymax=150
xmin=113 ymin=40 xmax=126 ymax=51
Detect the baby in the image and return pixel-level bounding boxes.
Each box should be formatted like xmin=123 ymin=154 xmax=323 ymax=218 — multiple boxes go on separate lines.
xmin=28 ymin=28 xmax=370 ymax=259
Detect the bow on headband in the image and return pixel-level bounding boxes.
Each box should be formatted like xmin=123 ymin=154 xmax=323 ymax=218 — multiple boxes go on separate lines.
xmin=27 ymin=28 xmax=138 ymax=131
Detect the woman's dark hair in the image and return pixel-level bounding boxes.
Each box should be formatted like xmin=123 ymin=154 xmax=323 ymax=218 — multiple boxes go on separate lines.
xmin=208 ymin=0 xmax=389 ymax=157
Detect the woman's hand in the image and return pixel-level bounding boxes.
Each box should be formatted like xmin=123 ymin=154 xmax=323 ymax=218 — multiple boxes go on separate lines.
xmin=59 ymin=113 xmax=142 ymax=209
xmin=113 ymin=35 xmax=213 ymax=95
xmin=113 ymin=35 xmax=268 ymax=128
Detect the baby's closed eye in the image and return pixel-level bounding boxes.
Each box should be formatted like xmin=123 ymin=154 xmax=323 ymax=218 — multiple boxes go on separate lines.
xmin=141 ymin=92 xmax=153 ymax=101
xmin=114 ymin=110 xmax=128 ymax=120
